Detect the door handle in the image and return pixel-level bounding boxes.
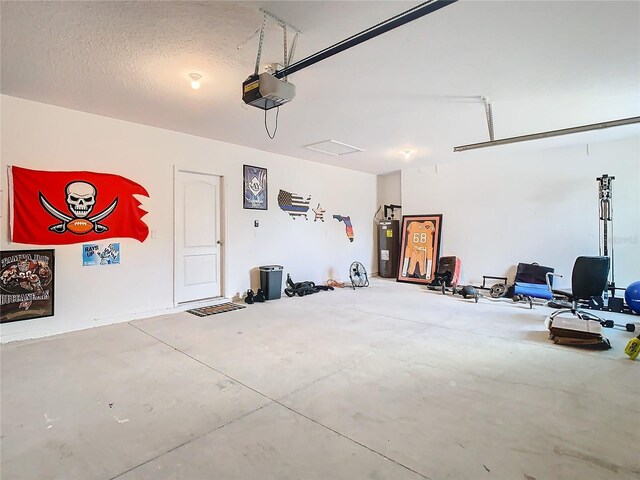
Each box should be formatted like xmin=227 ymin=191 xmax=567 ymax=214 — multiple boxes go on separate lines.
xmin=217 ymin=240 xmax=222 ymax=245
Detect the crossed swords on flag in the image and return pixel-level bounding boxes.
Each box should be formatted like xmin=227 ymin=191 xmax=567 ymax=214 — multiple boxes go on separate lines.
xmin=39 ymin=193 xmax=118 ymax=234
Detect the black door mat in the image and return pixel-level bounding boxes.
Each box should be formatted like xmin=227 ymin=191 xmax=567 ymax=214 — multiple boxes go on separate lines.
xmin=187 ymin=303 xmax=246 ymax=317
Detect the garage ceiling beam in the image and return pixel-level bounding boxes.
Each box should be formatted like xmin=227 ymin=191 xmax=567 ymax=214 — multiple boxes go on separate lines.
xmin=274 ymin=0 xmax=458 ymax=79
xmin=453 ymin=116 xmax=640 ymax=152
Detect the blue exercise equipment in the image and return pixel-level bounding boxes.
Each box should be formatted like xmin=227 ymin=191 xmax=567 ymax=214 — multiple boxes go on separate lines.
xmin=514 ymin=282 xmax=554 ymax=300
xmin=625 ymin=281 xmax=640 ymax=314
xmin=512 ymin=263 xmax=556 ymax=307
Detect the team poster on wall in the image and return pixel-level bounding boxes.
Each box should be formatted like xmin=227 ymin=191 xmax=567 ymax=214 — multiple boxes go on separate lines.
xmin=83 ymin=243 xmax=120 ymax=266
xmin=243 ymin=164 xmax=267 ymax=210
xmin=0 ymin=249 xmax=55 ymax=323
xmin=397 ymin=214 xmax=442 ymax=285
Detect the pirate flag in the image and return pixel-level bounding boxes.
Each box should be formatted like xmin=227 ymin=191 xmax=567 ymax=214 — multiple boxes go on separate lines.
xmin=8 ymin=166 xmax=149 ymax=245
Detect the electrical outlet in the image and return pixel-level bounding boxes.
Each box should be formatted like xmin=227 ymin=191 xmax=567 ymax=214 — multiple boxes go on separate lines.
xmin=254 ymin=220 xmax=259 ymax=227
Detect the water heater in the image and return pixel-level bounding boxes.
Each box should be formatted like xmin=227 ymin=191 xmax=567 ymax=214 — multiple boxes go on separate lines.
xmin=378 ymin=220 xmax=400 ymax=278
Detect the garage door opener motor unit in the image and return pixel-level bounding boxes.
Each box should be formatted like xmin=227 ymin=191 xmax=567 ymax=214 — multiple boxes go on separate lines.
xmin=243 ymin=73 xmax=296 ymax=110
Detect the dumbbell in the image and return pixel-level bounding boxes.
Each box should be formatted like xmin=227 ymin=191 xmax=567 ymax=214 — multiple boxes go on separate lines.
xmin=453 ymin=285 xmax=480 ymax=303
xmin=601 ymin=320 xmax=636 ymax=332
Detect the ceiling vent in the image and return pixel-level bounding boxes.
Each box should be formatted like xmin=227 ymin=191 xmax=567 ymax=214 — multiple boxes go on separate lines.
xmin=305 ymin=140 xmax=364 ymax=156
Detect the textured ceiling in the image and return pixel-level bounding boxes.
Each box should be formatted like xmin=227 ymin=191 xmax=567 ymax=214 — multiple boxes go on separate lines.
xmin=2 ymin=1 xmax=639 ymax=174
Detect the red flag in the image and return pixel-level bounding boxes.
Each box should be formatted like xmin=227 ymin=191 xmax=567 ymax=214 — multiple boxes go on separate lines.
xmin=9 ymin=166 xmax=149 ymax=245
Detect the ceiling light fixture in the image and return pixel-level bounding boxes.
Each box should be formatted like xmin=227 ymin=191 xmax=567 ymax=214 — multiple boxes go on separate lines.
xmin=189 ymin=73 xmax=202 ymax=90
xmin=402 ymin=149 xmax=414 ymax=159
xmin=454 ymin=116 xmax=640 ymax=152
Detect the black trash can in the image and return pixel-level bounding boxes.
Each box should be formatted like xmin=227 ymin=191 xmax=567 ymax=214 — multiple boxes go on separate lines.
xmin=259 ymin=265 xmax=284 ymax=300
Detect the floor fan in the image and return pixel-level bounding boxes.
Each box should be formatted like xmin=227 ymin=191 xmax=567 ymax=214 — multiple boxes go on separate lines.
xmin=349 ymin=262 xmax=369 ymax=289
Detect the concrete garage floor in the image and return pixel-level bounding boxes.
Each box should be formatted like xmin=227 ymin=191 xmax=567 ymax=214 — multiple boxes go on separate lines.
xmin=1 ymin=279 xmax=639 ymax=480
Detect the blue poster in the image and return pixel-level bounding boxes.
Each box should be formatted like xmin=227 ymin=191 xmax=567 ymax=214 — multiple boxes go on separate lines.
xmin=243 ymin=164 xmax=268 ymax=210
xmin=83 ymin=243 xmax=120 ymax=266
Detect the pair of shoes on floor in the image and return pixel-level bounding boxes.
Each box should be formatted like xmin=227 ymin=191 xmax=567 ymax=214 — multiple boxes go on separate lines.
xmin=245 ymin=289 xmax=266 ymax=304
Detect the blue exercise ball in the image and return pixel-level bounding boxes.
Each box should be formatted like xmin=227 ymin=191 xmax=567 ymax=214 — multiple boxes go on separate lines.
xmin=625 ymin=281 xmax=640 ymax=314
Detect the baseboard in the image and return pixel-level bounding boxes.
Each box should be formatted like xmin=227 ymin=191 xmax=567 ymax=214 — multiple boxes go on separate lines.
xmin=1 ymin=297 xmax=231 ymax=344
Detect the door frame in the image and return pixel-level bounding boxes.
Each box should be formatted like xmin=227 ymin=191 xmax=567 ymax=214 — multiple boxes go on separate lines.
xmin=173 ymin=166 xmax=227 ymax=306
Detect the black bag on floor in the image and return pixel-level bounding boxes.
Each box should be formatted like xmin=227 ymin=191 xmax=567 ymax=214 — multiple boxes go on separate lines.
xmin=515 ymin=262 xmax=555 ymax=285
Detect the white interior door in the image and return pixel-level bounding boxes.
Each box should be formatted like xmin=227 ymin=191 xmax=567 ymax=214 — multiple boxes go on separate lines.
xmin=175 ymin=171 xmax=221 ymax=304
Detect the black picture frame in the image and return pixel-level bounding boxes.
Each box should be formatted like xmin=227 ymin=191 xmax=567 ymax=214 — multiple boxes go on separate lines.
xmin=396 ymin=214 xmax=443 ymax=285
xmin=243 ymin=164 xmax=268 ymax=210
xmin=1 ymin=249 xmax=55 ymax=323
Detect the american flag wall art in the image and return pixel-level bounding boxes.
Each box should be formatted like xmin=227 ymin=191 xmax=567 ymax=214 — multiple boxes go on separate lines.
xmin=277 ymin=189 xmax=311 ymax=220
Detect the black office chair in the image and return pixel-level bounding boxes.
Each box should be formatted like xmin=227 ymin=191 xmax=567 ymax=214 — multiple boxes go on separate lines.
xmin=548 ymin=256 xmax=610 ymax=323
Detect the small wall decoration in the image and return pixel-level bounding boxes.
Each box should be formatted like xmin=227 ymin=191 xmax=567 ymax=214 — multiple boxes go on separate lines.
xmin=333 ymin=215 xmax=354 ymax=242
xmin=243 ymin=165 xmax=267 ymax=210
xmin=1 ymin=249 xmax=55 ymax=323
xmin=397 ymin=214 xmax=442 ymax=285
xmin=8 ymin=166 xmax=149 ymax=245
xmin=278 ymin=189 xmax=311 ymax=219
xmin=313 ymin=204 xmax=326 ymax=222
xmin=83 ymin=243 xmax=120 ymax=266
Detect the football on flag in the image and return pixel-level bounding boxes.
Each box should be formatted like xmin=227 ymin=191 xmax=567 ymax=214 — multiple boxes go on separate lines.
xmin=67 ymin=219 xmax=94 ymax=234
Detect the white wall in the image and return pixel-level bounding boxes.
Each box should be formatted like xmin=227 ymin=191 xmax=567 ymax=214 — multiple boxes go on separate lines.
xmin=0 ymin=96 xmax=376 ymax=341
xmin=376 ymin=171 xmax=401 ymax=214
xmin=401 ymin=137 xmax=640 ymax=289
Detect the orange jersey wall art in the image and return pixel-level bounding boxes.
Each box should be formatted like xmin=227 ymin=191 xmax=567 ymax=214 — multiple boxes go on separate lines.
xmin=397 ymin=214 xmax=442 ymax=285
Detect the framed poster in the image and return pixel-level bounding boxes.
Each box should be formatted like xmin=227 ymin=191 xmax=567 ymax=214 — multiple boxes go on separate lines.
xmin=397 ymin=214 xmax=442 ymax=285
xmin=243 ymin=165 xmax=268 ymax=210
xmin=1 ymin=249 xmax=55 ymax=323
xmin=83 ymin=242 xmax=120 ymax=266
